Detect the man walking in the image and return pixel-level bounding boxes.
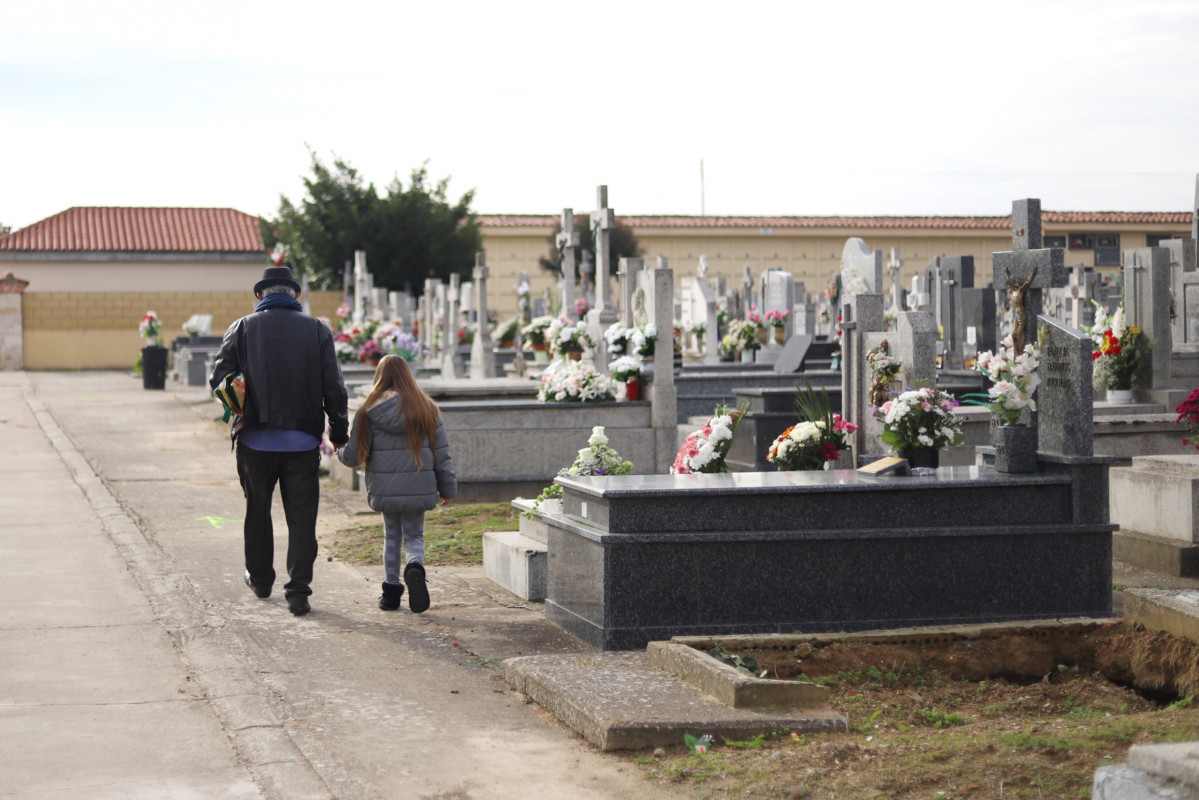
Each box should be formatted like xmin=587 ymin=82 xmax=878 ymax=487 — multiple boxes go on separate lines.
xmin=210 ymin=265 xmax=349 ymax=616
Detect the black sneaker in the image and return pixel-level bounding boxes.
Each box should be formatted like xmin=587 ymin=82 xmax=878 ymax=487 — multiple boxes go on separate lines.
xmin=404 ymin=562 xmax=429 ymax=614
xmin=287 ymin=596 xmax=311 ymax=616
xmin=379 ymin=582 xmax=404 ymax=611
xmin=244 ymin=570 xmax=271 ymax=599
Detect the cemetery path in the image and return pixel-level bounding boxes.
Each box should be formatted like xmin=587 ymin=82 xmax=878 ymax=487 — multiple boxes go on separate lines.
xmin=13 ymin=370 xmax=695 ymax=800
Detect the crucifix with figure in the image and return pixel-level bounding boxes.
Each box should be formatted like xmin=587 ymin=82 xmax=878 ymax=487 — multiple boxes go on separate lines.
xmin=992 ymin=199 xmax=1066 ymax=352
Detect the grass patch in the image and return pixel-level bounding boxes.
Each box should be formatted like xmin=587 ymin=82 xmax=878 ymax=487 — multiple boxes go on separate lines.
xmin=325 ymin=501 xmax=518 ymax=567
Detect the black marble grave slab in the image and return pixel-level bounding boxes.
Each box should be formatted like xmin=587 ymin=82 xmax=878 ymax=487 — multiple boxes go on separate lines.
xmin=542 ymin=465 xmax=1115 ymax=649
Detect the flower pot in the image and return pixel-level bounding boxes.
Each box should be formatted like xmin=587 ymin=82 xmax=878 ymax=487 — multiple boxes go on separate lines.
xmin=757 ymin=328 xmax=768 ymax=345
xmin=532 ymin=349 xmax=548 ymax=363
xmin=773 ymin=327 xmax=785 ymax=344
xmin=566 ymin=349 xmax=583 ymax=361
xmin=897 ymin=447 xmax=938 ymax=470
xmin=141 ymin=346 xmax=168 ymax=390
xmin=626 ymin=378 xmax=641 ymax=401
xmin=994 ymin=423 xmax=1038 ymax=473
xmin=1107 ymin=388 xmax=1135 ymax=404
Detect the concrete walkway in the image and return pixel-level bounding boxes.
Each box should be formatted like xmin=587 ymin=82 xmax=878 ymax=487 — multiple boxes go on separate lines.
xmin=0 ymin=371 xmax=693 ymax=800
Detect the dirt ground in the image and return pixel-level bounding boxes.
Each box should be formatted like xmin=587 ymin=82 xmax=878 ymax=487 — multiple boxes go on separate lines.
xmin=627 ymin=622 xmax=1199 ymax=799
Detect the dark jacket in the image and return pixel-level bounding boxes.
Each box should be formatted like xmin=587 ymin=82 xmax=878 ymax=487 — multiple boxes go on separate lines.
xmin=336 ymin=393 xmax=457 ymax=512
xmin=209 ymin=307 xmax=349 ymax=445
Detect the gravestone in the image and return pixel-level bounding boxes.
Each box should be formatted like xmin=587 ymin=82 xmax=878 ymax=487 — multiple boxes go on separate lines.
xmin=772 ymin=334 xmax=814 ymax=374
xmin=1163 ymin=239 xmax=1199 ymax=349
xmin=840 ymin=292 xmax=885 ymax=462
xmin=441 ymin=273 xmax=464 ymax=379
xmin=857 ymin=311 xmax=937 ymax=458
xmin=634 ymin=256 xmax=677 ymax=472
xmin=757 ymin=269 xmax=795 ymax=365
xmin=1062 ymin=264 xmax=1099 ymax=330
xmin=841 ymin=238 xmax=883 ymax=309
xmin=923 ymin=257 xmax=943 ymax=346
xmin=469 ymin=253 xmax=497 ymax=379
xmin=618 ymin=257 xmax=644 ymax=329
xmin=1122 ymin=246 xmax=1172 ymax=398
xmin=557 ymin=209 xmax=580 ymax=322
xmin=992 ymin=199 xmax=1067 ymax=352
xmin=940 ymin=256 xmax=975 ymax=369
xmin=960 ymin=287 xmax=997 ymax=363
xmin=683 ymin=270 xmax=721 ymax=365
xmin=423 ymin=278 xmax=442 ymax=359
xmin=908 ymin=275 xmax=930 ymax=313
xmin=1037 ymin=314 xmax=1093 ymax=458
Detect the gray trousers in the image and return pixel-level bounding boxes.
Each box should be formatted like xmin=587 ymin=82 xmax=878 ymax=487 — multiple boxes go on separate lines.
xmin=381 ymin=509 xmax=426 ymax=584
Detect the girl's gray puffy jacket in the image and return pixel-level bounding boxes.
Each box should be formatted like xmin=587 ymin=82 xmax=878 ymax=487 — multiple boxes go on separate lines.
xmin=336 ymin=393 xmax=457 ymax=512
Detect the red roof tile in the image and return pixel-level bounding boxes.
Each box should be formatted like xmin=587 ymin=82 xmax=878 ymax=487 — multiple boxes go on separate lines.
xmin=0 ymin=207 xmax=264 ymax=252
xmin=478 ymin=211 xmax=1193 ymax=230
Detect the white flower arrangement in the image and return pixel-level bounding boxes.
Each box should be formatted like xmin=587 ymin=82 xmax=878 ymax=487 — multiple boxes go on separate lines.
xmin=874 ymin=386 xmax=965 ymax=451
xmin=840 ymin=259 xmax=869 ymax=296
xmin=536 ymin=360 xmax=618 ymax=403
xmin=603 ymin=321 xmax=656 ymax=356
xmin=545 ymin=316 xmax=594 ymax=356
xmin=526 ymin=426 xmax=634 ymax=516
xmin=609 ymin=355 xmax=643 ymax=381
xmin=976 ymin=333 xmax=1041 ymax=425
xmin=671 ymin=401 xmax=750 ymax=474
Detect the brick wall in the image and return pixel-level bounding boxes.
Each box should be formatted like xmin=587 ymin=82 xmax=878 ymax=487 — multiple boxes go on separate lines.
xmin=21 ymin=290 xmax=345 ymax=370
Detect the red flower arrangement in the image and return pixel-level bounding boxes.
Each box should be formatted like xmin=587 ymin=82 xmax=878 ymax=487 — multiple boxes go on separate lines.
xmin=1175 ymin=388 xmax=1199 ymax=450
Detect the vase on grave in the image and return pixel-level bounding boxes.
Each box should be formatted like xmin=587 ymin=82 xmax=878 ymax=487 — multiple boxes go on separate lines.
xmin=189 ymin=332 xmax=200 ymax=345
xmin=897 ymin=447 xmax=938 ymax=470
xmin=757 ymin=328 xmax=768 ymax=345
xmin=564 ymin=348 xmax=583 ymax=361
xmin=141 ymin=345 xmax=168 ymax=390
xmin=1107 ymin=388 xmax=1134 ymax=405
xmin=626 ymin=378 xmax=641 ymax=402
xmin=773 ymin=327 xmax=785 ymax=344
xmin=532 ymin=343 xmax=548 ymax=363
xmin=993 ymin=423 xmax=1037 ymax=474
xmin=830 ymin=352 xmax=842 ymax=371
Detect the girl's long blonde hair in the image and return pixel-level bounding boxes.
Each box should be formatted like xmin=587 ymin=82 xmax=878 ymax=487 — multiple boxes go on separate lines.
xmin=353 ymin=354 xmax=441 ymax=470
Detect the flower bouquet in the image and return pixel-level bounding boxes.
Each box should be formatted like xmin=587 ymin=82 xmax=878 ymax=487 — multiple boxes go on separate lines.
xmin=138 ymin=311 xmax=162 ymax=345
xmin=536 ymin=360 xmax=617 ymax=403
xmin=1089 ymin=302 xmax=1153 ymax=391
xmin=767 ymin=382 xmax=858 ymax=471
xmin=359 ymin=338 xmax=383 ymax=364
xmin=721 ymin=318 xmax=762 ymax=353
xmin=526 ymin=426 xmax=634 ymax=516
xmin=545 ymin=316 xmax=594 ymax=357
xmin=868 ymin=346 xmax=903 ymax=384
xmin=874 ymin=385 xmax=965 ymax=453
xmin=975 ymin=332 xmax=1041 ymax=425
xmin=495 ymin=317 xmax=519 ymax=347
xmin=765 ymin=308 xmax=790 ymax=328
xmin=609 ymin=354 xmax=643 ymax=382
xmin=604 ymin=322 xmax=656 ymax=357
xmin=671 ymin=401 xmax=751 ymax=474
xmin=1175 ymin=389 xmax=1199 ymax=450
xmin=378 ymin=327 xmax=425 ymax=363
xmin=521 ymin=315 xmax=553 ymax=350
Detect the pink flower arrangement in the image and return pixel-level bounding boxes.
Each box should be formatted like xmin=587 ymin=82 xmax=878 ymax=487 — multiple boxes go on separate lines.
xmin=764 ymin=309 xmax=790 ymax=328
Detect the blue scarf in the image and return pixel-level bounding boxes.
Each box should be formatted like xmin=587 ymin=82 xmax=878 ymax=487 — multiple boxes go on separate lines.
xmin=255 ymin=294 xmax=303 ymax=313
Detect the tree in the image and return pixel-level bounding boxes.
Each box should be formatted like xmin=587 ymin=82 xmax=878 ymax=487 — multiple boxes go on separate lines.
xmin=537 ymin=215 xmax=643 ymax=278
xmin=262 ymin=152 xmax=482 ymax=292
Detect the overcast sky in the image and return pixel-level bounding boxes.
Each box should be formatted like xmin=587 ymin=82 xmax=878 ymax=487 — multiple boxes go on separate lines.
xmin=3 ymin=1 xmax=1198 ymax=231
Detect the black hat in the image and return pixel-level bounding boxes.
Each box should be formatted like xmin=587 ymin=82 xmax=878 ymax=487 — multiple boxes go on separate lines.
xmin=254 ymin=266 xmax=301 ymax=295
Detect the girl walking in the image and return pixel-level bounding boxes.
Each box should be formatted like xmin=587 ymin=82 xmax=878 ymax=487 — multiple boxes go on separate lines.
xmin=337 ymin=355 xmax=456 ymax=612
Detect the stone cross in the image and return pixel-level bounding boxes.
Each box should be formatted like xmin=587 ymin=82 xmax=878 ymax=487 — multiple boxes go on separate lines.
xmin=469 ymin=253 xmax=497 ymax=379
xmin=1063 ymin=264 xmax=1097 ymax=330
xmin=589 ymin=186 xmax=617 ymax=324
xmin=886 ymin=247 xmax=904 ymax=312
xmin=940 ymin=256 xmax=975 ymax=369
xmin=422 ymin=278 xmax=442 ymax=358
xmin=635 ymin=258 xmax=677 ymax=472
xmin=557 ymin=208 xmax=580 ymax=321
xmin=992 ymin=199 xmax=1066 ymax=352
xmin=742 ymin=266 xmax=754 ymax=314
xmin=353 ymin=250 xmax=369 ymax=323
xmin=440 ymin=273 xmax=464 ymax=379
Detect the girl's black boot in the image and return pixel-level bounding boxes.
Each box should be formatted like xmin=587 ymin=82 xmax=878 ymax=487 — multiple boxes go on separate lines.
xmin=379 ymin=582 xmax=404 ymax=611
